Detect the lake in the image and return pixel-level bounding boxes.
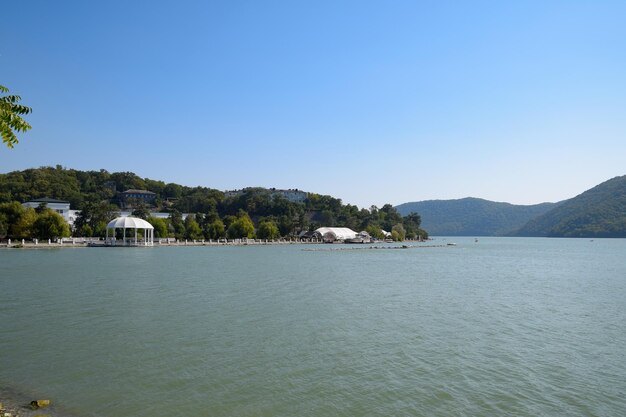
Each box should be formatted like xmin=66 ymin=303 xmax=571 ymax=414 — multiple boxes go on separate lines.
xmin=1 ymin=238 xmax=625 ymax=416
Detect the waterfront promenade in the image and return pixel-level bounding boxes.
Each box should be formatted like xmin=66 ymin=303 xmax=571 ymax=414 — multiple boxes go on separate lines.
xmin=1 ymin=237 xmax=328 ymax=249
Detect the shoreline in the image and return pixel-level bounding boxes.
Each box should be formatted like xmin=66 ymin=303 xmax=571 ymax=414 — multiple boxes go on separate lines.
xmin=0 ymin=386 xmax=79 ymax=417
xmin=0 ymin=239 xmax=427 ymax=250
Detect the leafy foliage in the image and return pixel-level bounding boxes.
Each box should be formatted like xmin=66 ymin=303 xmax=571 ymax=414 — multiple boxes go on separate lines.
xmin=183 ymin=215 xmax=203 ymax=240
xmin=0 ymin=202 xmax=69 ymax=239
xmin=204 ymin=219 xmax=225 ymax=239
xmin=74 ymin=201 xmax=120 ymax=237
xmin=0 ymin=85 xmax=32 ymax=149
xmin=391 ymin=224 xmax=406 ymax=241
xmin=227 ymin=211 xmax=256 ymax=239
xmin=256 ymin=220 xmax=280 ymax=240
xmin=146 ymin=216 xmax=168 ymax=238
xmin=32 ymin=209 xmax=71 ymax=239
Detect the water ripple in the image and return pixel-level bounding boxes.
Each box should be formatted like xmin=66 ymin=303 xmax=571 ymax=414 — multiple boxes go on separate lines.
xmin=1 ymin=239 xmax=626 ymax=416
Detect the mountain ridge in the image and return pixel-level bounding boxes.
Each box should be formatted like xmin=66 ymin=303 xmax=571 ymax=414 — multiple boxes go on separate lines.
xmin=396 ymin=197 xmax=558 ymax=236
xmin=514 ymin=175 xmax=626 ymax=238
xmin=396 ymin=175 xmax=626 ymax=237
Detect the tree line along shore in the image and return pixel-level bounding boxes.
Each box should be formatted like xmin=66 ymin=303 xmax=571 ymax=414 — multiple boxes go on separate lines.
xmin=0 ymin=167 xmax=428 ymax=243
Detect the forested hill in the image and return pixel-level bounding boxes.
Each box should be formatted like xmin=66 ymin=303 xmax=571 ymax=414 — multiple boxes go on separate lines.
xmin=0 ymin=165 xmax=223 ymax=212
xmin=0 ymin=166 xmax=427 ymax=240
xmin=514 ymin=175 xmax=626 ymax=237
xmin=395 ymin=197 xmax=557 ymax=236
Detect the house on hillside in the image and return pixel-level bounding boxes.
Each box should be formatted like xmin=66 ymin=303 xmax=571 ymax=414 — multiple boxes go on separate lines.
xmin=224 ymin=188 xmax=307 ymax=203
xmin=119 ymin=189 xmax=156 ymax=208
xmin=269 ymin=188 xmax=307 ymax=203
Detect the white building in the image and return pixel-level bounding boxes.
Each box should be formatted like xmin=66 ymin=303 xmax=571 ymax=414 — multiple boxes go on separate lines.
xmin=22 ymin=198 xmax=80 ymax=228
xmin=22 ymin=199 xmax=189 ymax=231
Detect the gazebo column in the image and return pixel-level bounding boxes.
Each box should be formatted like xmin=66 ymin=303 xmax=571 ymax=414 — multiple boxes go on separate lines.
xmin=123 ymin=227 xmax=126 ymax=245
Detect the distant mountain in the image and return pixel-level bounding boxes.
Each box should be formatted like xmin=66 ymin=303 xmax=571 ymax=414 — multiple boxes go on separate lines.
xmin=515 ymin=175 xmax=626 ymax=238
xmin=395 ymin=198 xmax=557 ymax=236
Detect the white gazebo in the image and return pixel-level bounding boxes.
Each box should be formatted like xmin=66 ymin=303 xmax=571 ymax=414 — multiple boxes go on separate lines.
xmin=106 ymin=216 xmax=154 ymax=246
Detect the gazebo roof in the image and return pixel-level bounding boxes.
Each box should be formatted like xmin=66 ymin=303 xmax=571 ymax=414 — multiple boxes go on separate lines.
xmin=106 ymin=216 xmax=154 ymax=230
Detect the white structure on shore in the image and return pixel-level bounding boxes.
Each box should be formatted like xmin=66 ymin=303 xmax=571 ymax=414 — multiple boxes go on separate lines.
xmin=22 ymin=199 xmax=188 ymax=233
xmin=118 ymin=211 xmax=189 ymax=220
xmin=22 ymin=198 xmax=80 ymax=228
xmin=314 ymin=227 xmax=358 ymax=243
xmin=105 ymin=216 xmax=154 ymax=246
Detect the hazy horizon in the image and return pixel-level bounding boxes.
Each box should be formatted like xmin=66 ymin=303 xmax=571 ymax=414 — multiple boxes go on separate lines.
xmin=2 ymin=1 xmax=625 ymax=208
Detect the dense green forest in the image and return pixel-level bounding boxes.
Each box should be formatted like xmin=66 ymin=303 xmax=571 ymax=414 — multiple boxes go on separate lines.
xmin=514 ymin=175 xmax=626 ymax=238
xmin=395 ymin=197 xmax=557 ymax=236
xmin=0 ymin=166 xmax=427 ymax=240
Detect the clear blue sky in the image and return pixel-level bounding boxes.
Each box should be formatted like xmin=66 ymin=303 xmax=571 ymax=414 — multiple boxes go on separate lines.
xmin=2 ymin=0 xmax=625 ymax=208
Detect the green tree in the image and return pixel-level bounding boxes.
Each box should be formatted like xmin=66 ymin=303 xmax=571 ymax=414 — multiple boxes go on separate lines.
xmin=0 ymin=212 xmax=8 ymax=239
xmin=278 ymin=215 xmax=295 ymax=236
xmin=80 ymin=224 xmax=93 ymax=237
xmin=74 ymin=201 xmax=119 ymax=237
xmin=0 ymin=202 xmax=26 ymax=238
xmin=33 ymin=209 xmax=71 ymax=239
xmin=131 ymin=202 xmax=150 ymax=219
xmin=222 ymin=215 xmax=237 ymax=230
xmin=12 ymin=207 xmax=37 ymax=239
xmin=402 ymin=211 xmax=423 ymax=239
xmin=226 ymin=212 xmax=255 ymax=239
xmin=168 ymin=210 xmax=185 ymax=239
xmin=257 ymin=220 xmax=280 ymax=240
xmin=1 ymin=85 xmax=32 ymax=149
xmin=184 ymin=214 xmax=203 ymax=240
xmin=146 ymin=216 xmax=168 ymax=238
xmin=163 ymin=183 xmax=183 ymax=199
xmin=381 ymin=204 xmax=403 ymax=231
xmin=205 ymin=219 xmax=225 ymax=240
xmin=319 ymin=209 xmax=336 ymax=226
xmin=391 ymin=223 xmax=406 ymax=241
xmin=365 ymin=224 xmax=385 ymax=240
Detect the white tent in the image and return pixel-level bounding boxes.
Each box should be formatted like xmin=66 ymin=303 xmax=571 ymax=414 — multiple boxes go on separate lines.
xmin=315 ymin=227 xmax=357 ymax=242
xmin=106 ymin=216 xmax=154 ymax=246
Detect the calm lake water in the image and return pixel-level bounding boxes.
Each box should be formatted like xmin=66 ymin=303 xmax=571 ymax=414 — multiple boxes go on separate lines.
xmin=1 ymin=238 xmax=625 ymax=417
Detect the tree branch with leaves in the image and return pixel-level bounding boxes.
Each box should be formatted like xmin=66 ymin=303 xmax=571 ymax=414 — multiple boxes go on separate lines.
xmin=1 ymin=85 xmax=32 ymax=148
